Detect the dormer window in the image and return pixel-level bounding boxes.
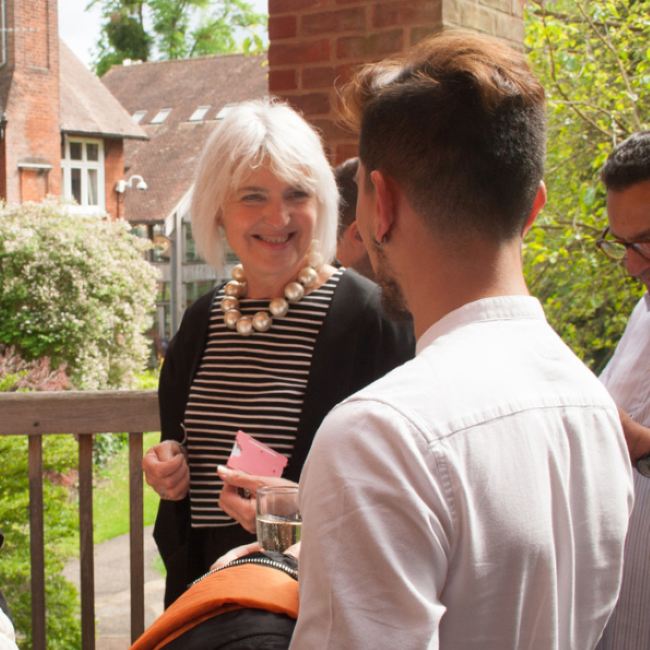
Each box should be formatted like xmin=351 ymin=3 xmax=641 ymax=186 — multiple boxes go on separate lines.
xmin=189 ymin=106 xmax=210 ymax=121
xmin=215 ymin=103 xmax=238 ymax=120
xmin=132 ymin=110 xmax=147 ymax=124
xmin=151 ymin=108 xmax=172 ymax=124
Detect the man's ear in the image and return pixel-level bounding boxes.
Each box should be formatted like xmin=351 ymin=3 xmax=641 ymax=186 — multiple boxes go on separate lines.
xmin=369 ymin=170 xmax=395 ymax=244
xmin=523 ymin=181 xmax=547 ymax=237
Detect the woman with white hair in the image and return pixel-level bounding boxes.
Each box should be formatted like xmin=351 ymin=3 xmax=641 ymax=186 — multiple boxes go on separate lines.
xmin=143 ymin=99 xmax=414 ymax=608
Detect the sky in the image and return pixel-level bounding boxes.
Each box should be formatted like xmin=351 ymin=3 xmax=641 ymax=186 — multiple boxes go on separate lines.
xmin=58 ymin=0 xmax=268 ymax=70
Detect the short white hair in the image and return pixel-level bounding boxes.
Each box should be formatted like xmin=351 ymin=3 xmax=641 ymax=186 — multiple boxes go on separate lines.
xmin=191 ymin=99 xmax=339 ymax=271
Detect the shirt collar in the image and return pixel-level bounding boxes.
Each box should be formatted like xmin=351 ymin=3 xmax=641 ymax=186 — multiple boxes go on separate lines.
xmin=416 ymin=295 xmax=547 ymax=355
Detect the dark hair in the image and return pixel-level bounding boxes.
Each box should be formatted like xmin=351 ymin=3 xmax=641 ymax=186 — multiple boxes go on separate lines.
xmin=601 ymin=131 xmax=650 ymax=192
xmin=335 ymin=158 xmax=360 ymax=238
xmin=340 ymin=30 xmax=547 ymax=242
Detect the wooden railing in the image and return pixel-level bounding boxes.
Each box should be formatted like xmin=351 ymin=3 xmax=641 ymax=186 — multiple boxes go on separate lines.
xmin=0 ymin=390 xmax=160 ymax=650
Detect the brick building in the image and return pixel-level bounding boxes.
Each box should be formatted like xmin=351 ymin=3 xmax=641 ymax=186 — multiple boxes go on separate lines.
xmin=0 ymin=0 xmax=146 ymax=215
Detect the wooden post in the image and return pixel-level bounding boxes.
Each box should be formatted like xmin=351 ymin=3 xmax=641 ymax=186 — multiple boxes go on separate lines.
xmin=78 ymin=433 xmax=95 ymax=650
xmin=129 ymin=432 xmax=145 ymax=643
xmin=28 ymin=435 xmax=46 ymax=650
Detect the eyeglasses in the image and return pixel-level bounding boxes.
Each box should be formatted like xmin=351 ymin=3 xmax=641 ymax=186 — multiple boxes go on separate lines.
xmin=596 ymin=226 xmax=650 ymax=262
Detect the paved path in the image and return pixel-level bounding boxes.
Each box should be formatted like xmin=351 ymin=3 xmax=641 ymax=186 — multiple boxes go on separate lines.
xmin=63 ymin=525 xmax=165 ymax=650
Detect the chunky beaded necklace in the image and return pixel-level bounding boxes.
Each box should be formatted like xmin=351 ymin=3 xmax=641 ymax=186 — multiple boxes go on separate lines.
xmin=220 ymin=243 xmax=325 ymax=337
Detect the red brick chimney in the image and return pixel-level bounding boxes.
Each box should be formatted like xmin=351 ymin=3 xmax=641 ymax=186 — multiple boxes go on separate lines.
xmin=268 ymin=0 xmax=525 ymax=164
xmin=0 ymin=0 xmax=62 ymax=203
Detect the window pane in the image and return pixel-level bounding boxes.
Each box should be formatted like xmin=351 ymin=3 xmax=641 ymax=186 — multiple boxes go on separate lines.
xmin=157 ymin=281 xmax=171 ymax=302
xmin=185 ymin=281 xmax=214 ymax=308
xmin=131 ymin=225 xmax=148 ymax=239
xmin=87 ymin=143 xmax=99 ymax=162
xmin=70 ymin=142 xmax=82 ymax=161
xmin=71 ymin=168 xmax=82 ymax=204
xmin=184 ymin=222 xmax=200 ymax=263
xmin=152 ymin=224 xmax=170 ymax=262
xmin=151 ymin=109 xmax=172 ymax=124
xmin=87 ymin=169 xmax=98 ymax=205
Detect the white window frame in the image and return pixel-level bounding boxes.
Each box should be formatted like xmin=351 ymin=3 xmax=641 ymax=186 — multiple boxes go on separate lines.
xmin=61 ymin=137 xmax=105 ymax=213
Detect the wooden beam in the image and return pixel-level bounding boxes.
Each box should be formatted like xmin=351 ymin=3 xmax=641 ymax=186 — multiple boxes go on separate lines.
xmin=0 ymin=390 xmax=160 ymax=436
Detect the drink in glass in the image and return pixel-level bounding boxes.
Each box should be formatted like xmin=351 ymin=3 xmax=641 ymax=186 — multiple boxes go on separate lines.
xmin=256 ymin=485 xmax=302 ymax=553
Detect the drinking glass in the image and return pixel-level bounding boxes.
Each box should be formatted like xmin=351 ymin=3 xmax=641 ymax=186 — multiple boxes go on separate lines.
xmin=256 ymin=485 xmax=302 ymax=553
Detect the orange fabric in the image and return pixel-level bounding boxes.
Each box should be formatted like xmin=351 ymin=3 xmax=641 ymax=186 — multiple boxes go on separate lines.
xmin=152 ymin=603 xmax=244 ymax=650
xmin=130 ymin=564 xmax=299 ymax=650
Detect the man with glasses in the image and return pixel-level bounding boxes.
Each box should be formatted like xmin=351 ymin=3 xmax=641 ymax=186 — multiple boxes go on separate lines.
xmin=595 ymin=130 xmax=650 ymax=650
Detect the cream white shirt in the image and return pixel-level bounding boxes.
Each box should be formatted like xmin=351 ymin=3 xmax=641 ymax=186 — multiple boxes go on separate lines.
xmin=291 ymin=296 xmax=633 ymax=650
xmin=597 ymin=293 xmax=650 ymax=650
xmin=0 ymin=610 xmax=18 ymax=650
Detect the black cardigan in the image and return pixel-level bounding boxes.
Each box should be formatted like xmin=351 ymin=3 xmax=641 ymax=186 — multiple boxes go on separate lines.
xmin=154 ymin=269 xmax=415 ymax=606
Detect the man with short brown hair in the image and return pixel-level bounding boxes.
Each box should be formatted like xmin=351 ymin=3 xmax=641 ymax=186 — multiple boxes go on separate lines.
xmin=290 ymin=31 xmax=633 ymax=649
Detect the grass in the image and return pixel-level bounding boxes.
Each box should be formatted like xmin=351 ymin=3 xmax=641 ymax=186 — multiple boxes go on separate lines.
xmin=58 ymin=431 xmax=163 ymax=563
xmin=94 ymin=431 xmax=162 ymax=543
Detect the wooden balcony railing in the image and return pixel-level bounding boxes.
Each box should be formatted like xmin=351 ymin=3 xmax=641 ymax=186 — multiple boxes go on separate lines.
xmin=0 ymin=390 xmax=160 ymax=650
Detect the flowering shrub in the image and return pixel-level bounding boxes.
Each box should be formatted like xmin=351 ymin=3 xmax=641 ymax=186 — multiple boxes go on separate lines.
xmin=0 ymin=200 xmax=159 ymax=389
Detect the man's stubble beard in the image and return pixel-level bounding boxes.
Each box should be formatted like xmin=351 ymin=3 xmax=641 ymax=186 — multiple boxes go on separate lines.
xmin=375 ymin=247 xmax=412 ymax=323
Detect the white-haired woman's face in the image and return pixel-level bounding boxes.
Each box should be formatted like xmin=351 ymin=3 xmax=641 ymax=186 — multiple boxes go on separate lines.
xmin=222 ymin=163 xmax=318 ymax=297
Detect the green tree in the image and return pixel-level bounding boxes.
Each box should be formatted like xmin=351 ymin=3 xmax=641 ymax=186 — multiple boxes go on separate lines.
xmin=524 ymin=0 xmax=650 ymax=373
xmin=0 ymin=200 xmax=158 ymax=389
xmin=89 ymin=0 xmax=267 ymax=76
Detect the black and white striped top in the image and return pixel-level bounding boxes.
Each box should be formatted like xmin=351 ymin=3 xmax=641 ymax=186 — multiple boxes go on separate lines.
xmin=185 ymin=269 xmax=343 ymax=528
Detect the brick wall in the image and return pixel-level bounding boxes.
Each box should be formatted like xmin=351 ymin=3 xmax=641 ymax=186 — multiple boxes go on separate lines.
xmin=0 ymin=0 xmax=61 ymax=203
xmin=268 ymin=0 xmax=525 ymax=164
xmin=104 ymin=138 xmax=124 ymax=220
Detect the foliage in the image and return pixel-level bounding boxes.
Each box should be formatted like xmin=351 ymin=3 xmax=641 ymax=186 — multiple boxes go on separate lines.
xmin=89 ymin=0 xmax=267 ymax=76
xmin=524 ymin=0 xmax=650 ymax=373
xmin=0 ymin=345 xmax=74 ymax=392
xmin=0 ymin=200 xmax=159 ymax=389
xmin=0 ymin=434 xmax=81 ymax=650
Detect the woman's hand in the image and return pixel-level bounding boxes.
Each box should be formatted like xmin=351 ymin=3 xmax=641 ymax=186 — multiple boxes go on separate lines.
xmin=210 ymin=540 xmax=300 ymax=570
xmin=211 ymin=541 xmax=261 ymax=570
xmin=142 ymin=440 xmax=190 ymax=501
xmin=217 ymin=465 xmax=298 ymax=533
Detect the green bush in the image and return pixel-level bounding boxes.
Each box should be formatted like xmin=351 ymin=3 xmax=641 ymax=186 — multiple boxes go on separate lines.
xmin=0 ymin=434 xmax=81 ymax=650
xmin=525 ymin=0 xmax=649 ymax=372
xmin=0 ymin=200 xmax=159 ymax=389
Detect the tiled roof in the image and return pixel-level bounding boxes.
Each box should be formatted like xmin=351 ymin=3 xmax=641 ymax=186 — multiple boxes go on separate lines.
xmin=101 ymin=53 xmax=269 ymax=223
xmin=59 ymin=40 xmax=147 ymax=141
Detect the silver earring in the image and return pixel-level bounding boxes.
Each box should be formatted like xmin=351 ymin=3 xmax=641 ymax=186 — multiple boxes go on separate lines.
xmin=373 ymin=236 xmax=387 ymax=249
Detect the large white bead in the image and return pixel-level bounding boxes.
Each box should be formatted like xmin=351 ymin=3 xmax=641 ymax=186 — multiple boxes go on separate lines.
xmin=225 ymin=281 xmax=245 ymax=298
xmin=236 ymin=317 xmax=253 ymax=337
xmin=308 ymin=250 xmax=324 ymax=270
xmin=231 ymin=264 xmax=246 ymax=283
xmin=298 ymin=266 xmax=318 ymax=287
xmin=269 ymin=297 xmax=289 ymax=317
xmin=224 ymin=309 xmax=241 ymax=329
xmin=285 ymin=281 xmax=305 ymax=302
xmin=252 ymin=311 xmax=272 ymax=332
xmin=221 ymin=296 xmax=239 ymax=312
